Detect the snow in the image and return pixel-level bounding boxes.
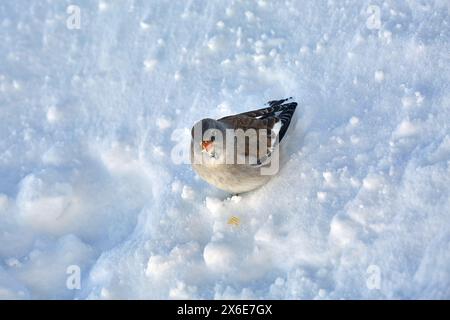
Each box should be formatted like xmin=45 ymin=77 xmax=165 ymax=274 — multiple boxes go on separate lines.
xmin=0 ymin=0 xmax=449 ymax=299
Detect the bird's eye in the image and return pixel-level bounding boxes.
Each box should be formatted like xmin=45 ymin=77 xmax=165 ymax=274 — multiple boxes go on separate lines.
xmin=210 ymin=136 xmax=215 ymax=142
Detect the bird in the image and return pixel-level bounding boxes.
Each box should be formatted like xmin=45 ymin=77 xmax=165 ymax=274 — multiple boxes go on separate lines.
xmin=190 ymin=98 xmax=297 ymax=194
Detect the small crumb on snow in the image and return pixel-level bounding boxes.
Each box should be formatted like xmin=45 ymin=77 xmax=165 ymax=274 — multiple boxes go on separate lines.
xmin=227 ymin=216 xmax=240 ymax=226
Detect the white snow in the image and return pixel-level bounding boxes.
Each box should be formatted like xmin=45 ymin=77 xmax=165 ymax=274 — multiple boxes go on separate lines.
xmin=394 ymin=120 xmax=420 ymax=138
xmin=143 ymin=58 xmax=158 ymax=72
xmin=181 ymin=185 xmax=195 ymax=201
xmin=374 ymin=70 xmax=385 ymax=83
xmin=0 ymin=0 xmax=449 ymax=300
xmin=203 ymin=242 xmax=238 ymax=273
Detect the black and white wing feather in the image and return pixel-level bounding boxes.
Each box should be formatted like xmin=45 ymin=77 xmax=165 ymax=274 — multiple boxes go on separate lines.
xmin=217 ymin=98 xmax=297 ymax=165
xmin=218 ymin=97 xmax=297 ymax=142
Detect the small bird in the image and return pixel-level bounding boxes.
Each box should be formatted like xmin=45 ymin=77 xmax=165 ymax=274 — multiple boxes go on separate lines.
xmin=191 ymin=98 xmax=297 ymax=193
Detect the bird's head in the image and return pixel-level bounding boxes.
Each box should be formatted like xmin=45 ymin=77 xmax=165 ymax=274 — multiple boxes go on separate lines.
xmin=191 ymin=118 xmax=226 ymax=161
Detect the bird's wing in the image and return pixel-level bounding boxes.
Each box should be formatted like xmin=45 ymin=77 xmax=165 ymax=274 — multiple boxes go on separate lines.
xmin=219 ymin=97 xmax=297 ymax=142
xmin=218 ymin=98 xmax=297 ymax=165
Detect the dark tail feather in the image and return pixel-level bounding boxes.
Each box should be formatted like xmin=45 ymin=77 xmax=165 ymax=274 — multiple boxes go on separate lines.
xmin=223 ymin=97 xmax=298 ymax=141
xmin=267 ymin=97 xmax=293 ymax=108
xmin=277 ymin=101 xmax=297 ymax=141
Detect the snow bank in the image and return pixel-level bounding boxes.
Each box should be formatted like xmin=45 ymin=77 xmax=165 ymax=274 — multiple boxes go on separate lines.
xmin=0 ymin=0 xmax=449 ymax=299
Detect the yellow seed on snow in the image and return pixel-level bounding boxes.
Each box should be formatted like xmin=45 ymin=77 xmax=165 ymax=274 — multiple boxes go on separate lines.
xmin=228 ymin=216 xmax=240 ymax=226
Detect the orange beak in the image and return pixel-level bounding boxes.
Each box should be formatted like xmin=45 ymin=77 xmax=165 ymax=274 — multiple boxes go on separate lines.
xmin=201 ymin=140 xmax=213 ymax=152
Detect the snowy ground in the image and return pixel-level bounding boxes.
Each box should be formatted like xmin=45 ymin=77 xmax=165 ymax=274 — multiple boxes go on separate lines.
xmin=0 ymin=0 xmax=449 ymax=299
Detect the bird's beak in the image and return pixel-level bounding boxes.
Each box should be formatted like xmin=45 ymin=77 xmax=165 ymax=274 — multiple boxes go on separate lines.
xmin=201 ymin=140 xmax=213 ymax=152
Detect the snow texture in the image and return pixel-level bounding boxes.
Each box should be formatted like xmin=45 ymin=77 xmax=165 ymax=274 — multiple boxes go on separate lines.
xmin=0 ymin=0 xmax=449 ymax=299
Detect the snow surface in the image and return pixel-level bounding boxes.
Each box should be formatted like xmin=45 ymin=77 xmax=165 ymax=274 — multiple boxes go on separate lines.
xmin=0 ymin=0 xmax=449 ymax=299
